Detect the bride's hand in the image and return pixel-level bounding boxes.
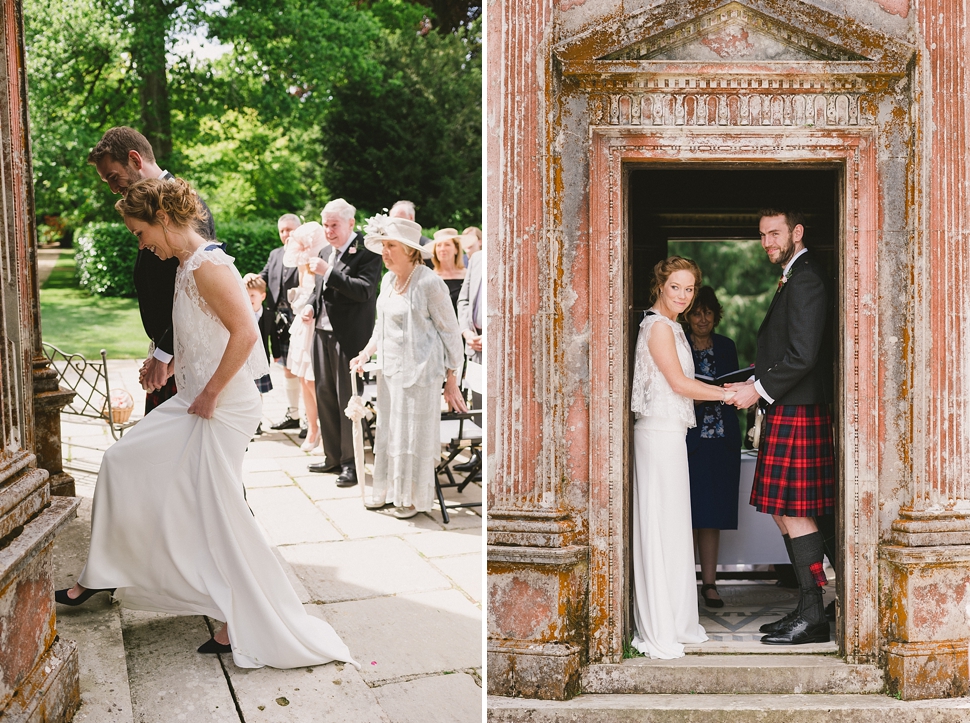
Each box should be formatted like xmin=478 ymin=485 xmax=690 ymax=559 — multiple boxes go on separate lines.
xmin=722 ymin=389 xmax=736 ymax=403
xmin=188 ymin=389 xmax=218 ymax=419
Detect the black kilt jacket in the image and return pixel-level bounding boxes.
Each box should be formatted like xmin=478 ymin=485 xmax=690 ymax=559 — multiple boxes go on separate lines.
xmin=755 ymin=251 xmax=834 ymax=406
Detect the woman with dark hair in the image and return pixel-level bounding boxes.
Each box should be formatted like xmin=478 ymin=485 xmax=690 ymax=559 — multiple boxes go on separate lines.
xmin=684 ymin=286 xmax=743 ymax=608
xmin=629 ymin=257 xmax=734 ymax=659
xmin=55 ymin=177 xmax=358 ymax=671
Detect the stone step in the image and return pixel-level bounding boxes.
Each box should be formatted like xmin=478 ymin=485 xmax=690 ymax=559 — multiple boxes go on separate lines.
xmin=582 ymin=654 xmax=884 ymax=695
xmin=487 ymin=693 xmax=970 ymax=722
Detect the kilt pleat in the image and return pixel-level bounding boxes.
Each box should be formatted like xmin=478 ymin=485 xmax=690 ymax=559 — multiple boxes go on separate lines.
xmin=750 ymin=404 xmax=835 ymax=517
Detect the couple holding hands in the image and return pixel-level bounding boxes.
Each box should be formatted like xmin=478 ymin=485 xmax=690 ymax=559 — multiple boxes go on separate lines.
xmin=631 ymin=210 xmax=835 ymax=659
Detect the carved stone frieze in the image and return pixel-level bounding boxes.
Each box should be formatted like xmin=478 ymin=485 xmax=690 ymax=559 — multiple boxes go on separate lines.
xmin=592 ymin=91 xmax=864 ymax=127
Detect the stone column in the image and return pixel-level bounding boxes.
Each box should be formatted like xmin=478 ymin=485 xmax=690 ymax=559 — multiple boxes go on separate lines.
xmin=0 ymin=0 xmax=81 ymax=720
xmin=486 ymin=0 xmax=588 ymax=701
xmin=882 ymin=0 xmax=970 ymax=700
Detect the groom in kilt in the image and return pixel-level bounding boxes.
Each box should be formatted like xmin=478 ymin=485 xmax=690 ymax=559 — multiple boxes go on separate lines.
xmin=728 ymin=209 xmax=835 ymax=645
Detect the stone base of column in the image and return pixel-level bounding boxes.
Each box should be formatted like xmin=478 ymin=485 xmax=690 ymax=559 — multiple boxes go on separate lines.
xmin=881 ymin=531 xmax=970 ymax=700
xmin=487 ymin=544 xmax=588 ymax=699
xmin=0 ymin=637 xmax=80 ymax=723
xmin=487 ymin=641 xmax=582 ymax=700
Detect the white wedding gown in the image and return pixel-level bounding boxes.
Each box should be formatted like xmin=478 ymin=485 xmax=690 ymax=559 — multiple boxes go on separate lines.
xmin=629 ymin=313 xmax=708 ymax=659
xmin=78 ymin=245 xmax=358 ymax=670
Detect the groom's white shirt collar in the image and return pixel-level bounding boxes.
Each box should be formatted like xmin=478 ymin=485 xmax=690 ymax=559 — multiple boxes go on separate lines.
xmin=783 ymin=247 xmax=808 ymax=278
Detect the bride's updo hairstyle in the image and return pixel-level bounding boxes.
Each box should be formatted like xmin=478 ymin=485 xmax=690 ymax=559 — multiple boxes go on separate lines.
xmin=649 ymin=255 xmax=703 ymax=313
xmin=115 ymin=177 xmax=204 ymax=228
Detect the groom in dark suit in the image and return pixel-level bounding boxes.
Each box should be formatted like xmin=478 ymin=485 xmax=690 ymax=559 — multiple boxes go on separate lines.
xmin=304 ymin=198 xmax=382 ymax=487
xmin=728 ymin=209 xmax=834 ymax=646
xmin=88 ymin=127 xmax=215 ymax=413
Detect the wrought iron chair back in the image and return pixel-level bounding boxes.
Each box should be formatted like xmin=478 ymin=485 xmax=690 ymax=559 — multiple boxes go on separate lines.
xmin=41 ymin=343 xmax=137 ymax=441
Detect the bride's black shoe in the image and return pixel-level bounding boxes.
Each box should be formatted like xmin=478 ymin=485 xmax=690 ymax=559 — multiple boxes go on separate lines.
xmin=197 ymin=638 xmax=232 ymax=654
xmin=54 ymin=587 xmax=114 ymax=606
xmin=700 ymin=583 xmax=724 ymax=608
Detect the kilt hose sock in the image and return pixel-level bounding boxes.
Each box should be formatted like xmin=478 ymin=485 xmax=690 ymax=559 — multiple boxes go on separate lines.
xmin=790 ymin=531 xmax=826 ymax=624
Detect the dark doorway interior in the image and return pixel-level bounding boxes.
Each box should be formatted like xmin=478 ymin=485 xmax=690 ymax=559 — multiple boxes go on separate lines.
xmin=624 ymin=165 xmax=843 ymax=651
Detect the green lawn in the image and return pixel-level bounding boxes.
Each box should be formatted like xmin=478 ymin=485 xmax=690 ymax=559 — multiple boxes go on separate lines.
xmin=39 ymin=249 xmax=147 ymax=359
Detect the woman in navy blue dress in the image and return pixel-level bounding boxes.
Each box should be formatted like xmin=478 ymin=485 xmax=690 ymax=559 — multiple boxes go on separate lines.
xmin=684 ymin=286 xmax=743 ymax=608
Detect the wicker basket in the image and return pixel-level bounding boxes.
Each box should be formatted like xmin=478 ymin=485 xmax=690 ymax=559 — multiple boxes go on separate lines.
xmin=105 ymin=405 xmax=133 ymax=425
xmin=103 ymin=389 xmax=134 ymax=425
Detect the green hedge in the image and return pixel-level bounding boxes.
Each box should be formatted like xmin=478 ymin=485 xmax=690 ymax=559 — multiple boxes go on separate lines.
xmin=75 ymin=219 xmax=280 ymax=297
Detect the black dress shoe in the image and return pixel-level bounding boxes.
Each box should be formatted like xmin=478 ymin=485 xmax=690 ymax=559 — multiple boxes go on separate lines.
xmin=453 ymin=452 xmax=481 ymax=472
xmin=308 ymin=461 xmax=341 ymax=474
xmin=335 ymin=465 xmax=358 ymax=488
xmin=761 ymin=615 xmax=830 ymax=645
xmin=759 ymin=609 xmax=799 ymax=634
xmin=197 ymin=638 xmax=232 ymax=654
xmin=270 ymin=414 xmax=301 ymax=430
xmin=54 ymin=587 xmax=115 ymax=606
xmin=299 ymin=426 xmax=308 ymax=439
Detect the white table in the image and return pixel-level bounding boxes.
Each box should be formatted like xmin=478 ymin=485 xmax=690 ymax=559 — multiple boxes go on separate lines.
xmin=716 ymin=451 xmax=790 ymax=565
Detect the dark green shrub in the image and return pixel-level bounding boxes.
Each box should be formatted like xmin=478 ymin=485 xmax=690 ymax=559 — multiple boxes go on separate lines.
xmin=75 ymin=222 xmax=139 ymax=297
xmin=74 ymin=219 xmax=280 ymax=297
xmin=216 ymin=220 xmax=279 ymax=276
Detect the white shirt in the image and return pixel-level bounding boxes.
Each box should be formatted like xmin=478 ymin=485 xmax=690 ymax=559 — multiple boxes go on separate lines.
xmin=315 ymin=231 xmax=357 ymax=331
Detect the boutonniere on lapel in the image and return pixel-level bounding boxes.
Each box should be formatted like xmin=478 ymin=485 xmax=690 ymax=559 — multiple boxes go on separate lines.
xmin=777 ymin=268 xmax=792 ymax=292
xmin=347 ymin=245 xmax=357 ymax=254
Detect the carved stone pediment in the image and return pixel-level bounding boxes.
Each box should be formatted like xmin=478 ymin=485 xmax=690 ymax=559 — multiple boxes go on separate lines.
xmin=603 ymin=2 xmax=866 ymax=62
xmin=555 ymin=0 xmax=914 ymax=78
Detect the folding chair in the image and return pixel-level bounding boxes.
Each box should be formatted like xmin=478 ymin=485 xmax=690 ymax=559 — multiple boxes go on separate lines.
xmin=435 ymin=360 xmax=483 ymax=523
xmin=42 ymin=343 xmax=137 ymax=441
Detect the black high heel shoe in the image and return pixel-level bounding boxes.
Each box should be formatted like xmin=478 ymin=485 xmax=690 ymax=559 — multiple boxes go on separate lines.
xmin=54 ymin=587 xmax=115 ymax=606
xmin=197 ymin=638 xmax=232 ymax=654
xmin=700 ymin=583 xmax=724 ymax=608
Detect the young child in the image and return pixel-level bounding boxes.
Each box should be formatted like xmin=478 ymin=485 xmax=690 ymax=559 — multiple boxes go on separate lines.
xmin=245 ymin=275 xmax=273 ymax=434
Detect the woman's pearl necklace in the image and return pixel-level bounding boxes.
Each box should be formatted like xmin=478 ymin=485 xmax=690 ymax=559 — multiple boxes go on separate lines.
xmin=393 ymin=264 xmax=418 ymax=294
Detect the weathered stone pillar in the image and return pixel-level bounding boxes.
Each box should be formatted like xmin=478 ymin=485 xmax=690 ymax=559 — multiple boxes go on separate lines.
xmin=486 ymin=0 xmax=589 ymax=701
xmin=0 ymin=0 xmax=81 ymax=720
xmin=882 ymin=0 xmax=970 ymax=700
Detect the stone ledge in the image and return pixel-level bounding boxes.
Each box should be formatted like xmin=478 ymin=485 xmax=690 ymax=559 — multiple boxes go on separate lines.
xmin=487 ymin=544 xmax=587 ymax=567
xmin=488 ymin=645 xmax=582 ymax=700
xmin=0 ymin=497 xmax=80 ymax=592
xmin=880 ymin=544 xmax=970 ymax=565
xmin=486 ymin=693 xmax=970 ymax=722
xmin=582 ymin=654 xmax=884 ymax=695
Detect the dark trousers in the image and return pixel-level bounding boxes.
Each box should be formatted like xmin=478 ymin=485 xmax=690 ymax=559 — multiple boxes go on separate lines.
xmin=312 ymin=329 xmax=360 ymax=468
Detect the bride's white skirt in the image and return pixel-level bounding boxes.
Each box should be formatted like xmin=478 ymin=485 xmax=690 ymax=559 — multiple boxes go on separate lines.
xmin=78 ymin=376 xmax=358 ymax=670
xmin=631 ymin=415 xmax=708 ymax=659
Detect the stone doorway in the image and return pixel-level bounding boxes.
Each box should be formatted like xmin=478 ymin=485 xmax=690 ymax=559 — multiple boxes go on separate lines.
xmin=624 ymin=165 xmax=841 ymax=653
xmin=587 ymin=128 xmax=880 ymax=666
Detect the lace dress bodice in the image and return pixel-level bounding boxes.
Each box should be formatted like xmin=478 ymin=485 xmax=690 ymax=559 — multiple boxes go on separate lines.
xmin=173 ymin=246 xmax=270 ymax=400
xmin=631 ymin=313 xmax=696 ymax=428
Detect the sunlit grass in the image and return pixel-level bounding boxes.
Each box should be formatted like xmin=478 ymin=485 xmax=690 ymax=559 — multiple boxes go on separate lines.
xmin=39 ymin=249 xmax=147 ymax=359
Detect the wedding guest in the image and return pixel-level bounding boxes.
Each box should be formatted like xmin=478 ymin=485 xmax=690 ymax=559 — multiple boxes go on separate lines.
xmin=630 ymin=257 xmax=734 ymax=659
xmin=684 ymin=286 xmax=742 ymax=609
xmin=461 ymin=225 xmax=482 ymax=258
xmin=56 ymin=177 xmax=358 ymax=671
xmin=260 ymin=214 xmax=303 ymax=431
xmin=430 ymin=227 xmax=466 ymax=311
xmin=351 ymin=215 xmax=467 ymax=518
xmin=245 ymin=275 xmax=272 ymax=434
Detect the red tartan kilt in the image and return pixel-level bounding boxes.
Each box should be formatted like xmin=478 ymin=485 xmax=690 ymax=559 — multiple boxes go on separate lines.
xmin=750 ymin=404 xmax=835 ymax=517
xmin=145 ymin=376 xmax=178 ymax=415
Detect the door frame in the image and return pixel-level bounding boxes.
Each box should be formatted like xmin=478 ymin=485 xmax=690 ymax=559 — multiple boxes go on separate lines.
xmin=586 ymin=126 xmax=880 ymax=665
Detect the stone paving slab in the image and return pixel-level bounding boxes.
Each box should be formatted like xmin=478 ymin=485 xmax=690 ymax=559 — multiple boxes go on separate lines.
xmin=428 ymin=553 xmax=482 ymax=603
xmin=121 ymin=609 xmax=238 ymax=722
xmin=402 ymin=528 xmax=484 ymax=558
xmin=317 ymin=498 xmax=442 ymax=539
xmin=245 ymin=486 xmax=344 ymax=545
xmin=322 ymin=590 xmax=482 ymax=684
xmin=292 ymin=474 xmax=367 ymax=501
xmin=279 ymin=538 xmax=453 ymax=603
xmin=376 ymin=673 xmax=483 ymax=723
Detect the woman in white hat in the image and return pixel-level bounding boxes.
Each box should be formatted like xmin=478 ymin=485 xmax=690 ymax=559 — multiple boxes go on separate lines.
xmin=283 ymin=222 xmax=328 ymax=453
xmin=350 ymin=215 xmax=468 ymax=518
xmin=430 ymin=228 xmax=466 ymax=312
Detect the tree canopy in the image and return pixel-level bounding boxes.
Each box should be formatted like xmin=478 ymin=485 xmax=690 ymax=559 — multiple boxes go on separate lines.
xmin=24 ymin=0 xmax=482 ymax=240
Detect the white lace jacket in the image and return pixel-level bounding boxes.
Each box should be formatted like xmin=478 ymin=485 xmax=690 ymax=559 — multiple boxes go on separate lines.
xmin=630 ymin=313 xmax=696 ymax=428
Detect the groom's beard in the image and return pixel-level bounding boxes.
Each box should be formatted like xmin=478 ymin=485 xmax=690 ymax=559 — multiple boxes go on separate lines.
xmin=773 ymin=231 xmax=797 ymax=268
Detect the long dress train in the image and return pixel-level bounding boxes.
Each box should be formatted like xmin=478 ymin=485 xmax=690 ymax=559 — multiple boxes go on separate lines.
xmin=78 ymin=245 xmax=358 ymax=670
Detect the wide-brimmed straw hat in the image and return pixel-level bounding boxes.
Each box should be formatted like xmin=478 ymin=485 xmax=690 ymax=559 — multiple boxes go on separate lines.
xmin=363 ymin=214 xmax=431 ymax=259
xmin=282 ymin=222 xmax=328 ymax=267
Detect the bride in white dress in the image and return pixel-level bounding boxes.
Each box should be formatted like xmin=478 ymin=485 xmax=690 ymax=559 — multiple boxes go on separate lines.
xmin=56 ymin=178 xmax=358 ymax=671
xmin=630 ymin=257 xmax=734 ymax=659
